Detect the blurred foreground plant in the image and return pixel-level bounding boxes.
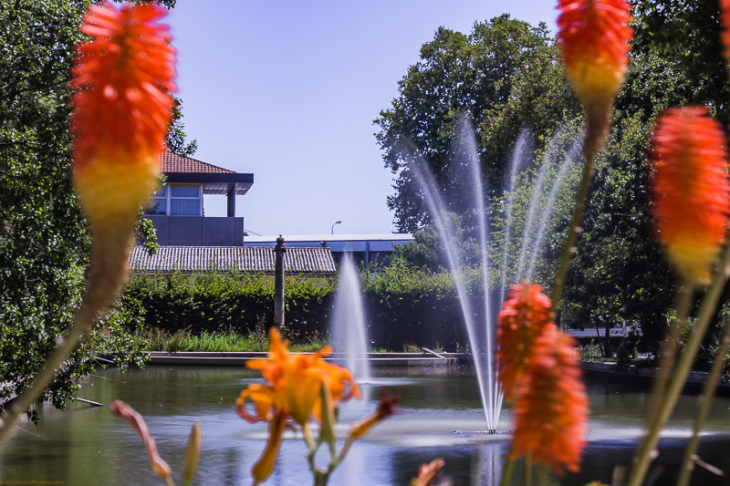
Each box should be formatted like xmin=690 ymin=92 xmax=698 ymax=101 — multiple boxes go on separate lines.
xmin=237 ymin=328 xmax=398 ymax=486
xmin=110 ymin=400 xmax=201 ymax=486
xmin=497 ymin=282 xmax=588 ymax=485
xmin=0 ymin=1 xmax=174 ymax=442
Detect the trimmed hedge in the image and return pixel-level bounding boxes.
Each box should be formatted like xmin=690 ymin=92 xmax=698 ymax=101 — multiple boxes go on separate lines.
xmin=122 ymin=263 xmax=495 ymax=351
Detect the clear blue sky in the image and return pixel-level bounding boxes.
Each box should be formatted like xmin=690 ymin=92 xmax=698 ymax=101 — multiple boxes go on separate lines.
xmin=167 ymin=1 xmax=558 ymax=236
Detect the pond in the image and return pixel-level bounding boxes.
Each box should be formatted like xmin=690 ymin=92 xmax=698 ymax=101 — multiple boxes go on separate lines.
xmin=1 ymin=366 xmax=729 ymax=485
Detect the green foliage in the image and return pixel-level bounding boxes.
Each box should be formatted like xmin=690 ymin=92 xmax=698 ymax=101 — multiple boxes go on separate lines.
xmin=120 ymin=264 xmax=492 ymax=352
xmin=142 ymin=329 xmax=329 ymax=353
xmin=375 ymin=15 xmax=567 ymax=232
xmin=123 ymin=271 xmax=336 ymax=339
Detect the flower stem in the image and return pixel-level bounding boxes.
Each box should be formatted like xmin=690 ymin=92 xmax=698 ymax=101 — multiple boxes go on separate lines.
xmin=550 ymin=147 xmax=595 ymax=311
xmin=645 ymin=283 xmax=693 ymax=428
xmin=499 ymin=459 xmax=515 ymax=486
xmin=626 ymin=245 xmax=730 ymax=486
xmin=676 ymin=318 xmax=730 ymax=486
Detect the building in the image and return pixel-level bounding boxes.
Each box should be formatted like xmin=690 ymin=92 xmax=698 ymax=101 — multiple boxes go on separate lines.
xmin=144 ymin=151 xmax=254 ymax=246
xmin=244 ymin=234 xmax=414 ymax=266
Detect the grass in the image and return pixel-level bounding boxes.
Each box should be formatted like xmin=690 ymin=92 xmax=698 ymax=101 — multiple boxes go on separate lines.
xmin=142 ymin=328 xmax=330 ymax=353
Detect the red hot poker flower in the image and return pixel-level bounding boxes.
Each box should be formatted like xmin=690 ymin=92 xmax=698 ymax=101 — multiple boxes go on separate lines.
xmin=650 ymin=106 xmax=730 ymax=285
xmin=509 ymin=327 xmax=589 ymax=475
xmin=557 ymin=0 xmax=632 ymax=121
xmin=71 ymin=2 xmax=175 ymax=232
xmin=496 ymin=281 xmax=554 ymax=400
xmin=720 ymin=0 xmax=730 ymax=64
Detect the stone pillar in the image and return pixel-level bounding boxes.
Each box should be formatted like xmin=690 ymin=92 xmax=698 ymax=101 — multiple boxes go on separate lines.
xmin=227 ymin=184 xmax=236 ymax=217
xmin=274 ymin=236 xmax=286 ymax=328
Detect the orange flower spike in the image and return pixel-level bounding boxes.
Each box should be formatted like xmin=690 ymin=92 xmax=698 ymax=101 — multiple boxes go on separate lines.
xmin=71 ymin=2 xmax=175 ymax=232
xmin=557 ymin=0 xmax=632 ymax=148
xmin=496 ymin=281 xmax=554 ymax=400
xmin=720 ymin=0 xmax=730 ymax=64
xmin=650 ymin=106 xmax=730 ymax=285
xmin=509 ymin=327 xmax=589 ymax=475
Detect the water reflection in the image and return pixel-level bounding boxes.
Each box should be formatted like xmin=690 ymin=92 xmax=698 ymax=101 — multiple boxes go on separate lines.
xmin=0 ymin=367 xmax=728 ymax=485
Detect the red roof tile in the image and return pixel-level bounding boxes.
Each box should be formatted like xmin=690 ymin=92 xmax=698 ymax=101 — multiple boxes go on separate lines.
xmin=159 ymin=151 xmax=236 ymax=174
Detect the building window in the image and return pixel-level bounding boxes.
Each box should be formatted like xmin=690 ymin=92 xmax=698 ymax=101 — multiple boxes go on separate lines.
xmin=170 ymin=185 xmax=201 ymax=216
xmin=144 ymin=185 xmax=202 ymax=216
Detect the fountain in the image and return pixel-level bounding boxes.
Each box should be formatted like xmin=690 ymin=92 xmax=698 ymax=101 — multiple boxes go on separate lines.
xmin=330 ymin=253 xmax=372 ymax=384
xmin=407 ymin=118 xmax=580 ymax=432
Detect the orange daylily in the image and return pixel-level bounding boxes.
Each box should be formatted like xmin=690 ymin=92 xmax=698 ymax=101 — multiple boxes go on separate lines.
xmin=236 ymin=328 xmax=360 ymax=485
xmin=237 ymin=328 xmax=360 ymax=425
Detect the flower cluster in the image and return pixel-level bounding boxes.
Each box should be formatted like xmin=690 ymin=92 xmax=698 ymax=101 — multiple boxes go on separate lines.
xmin=497 ymin=281 xmax=588 ymax=475
xmin=650 ymin=106 xmax=730 ymax=285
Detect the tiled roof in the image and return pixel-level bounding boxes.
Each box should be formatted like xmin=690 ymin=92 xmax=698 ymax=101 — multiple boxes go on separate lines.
xmin=159 ymin=151 xmax=236 ymax=174
xmin=129 ymin=246 xmax=336 ymax=274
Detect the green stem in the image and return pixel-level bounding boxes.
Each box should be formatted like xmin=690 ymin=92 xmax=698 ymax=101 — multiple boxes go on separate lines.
xmin=499 ymin=459 xmax=515 ymax=486
xmin=625 ymin=246 xmax=730 ymax=486
xmin=676 ymin=318 xmax=730 ymax=486
xmin=525 ymin=454 xmax=532 ymax=486
xmin=645 ymin=284 xmax=693 ymax=428
xmin=550 ymin=149 xmax=595 ymax=310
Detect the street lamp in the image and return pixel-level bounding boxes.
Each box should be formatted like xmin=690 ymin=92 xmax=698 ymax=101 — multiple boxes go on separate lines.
xmin=331 ymin=220 xmax=342 ymax=234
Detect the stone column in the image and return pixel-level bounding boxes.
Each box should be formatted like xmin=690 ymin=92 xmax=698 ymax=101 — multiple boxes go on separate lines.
xmin=227 ymin=183 xmax=236 ymax=217
xmin=274 ymin=236 xmax=286 ymax=328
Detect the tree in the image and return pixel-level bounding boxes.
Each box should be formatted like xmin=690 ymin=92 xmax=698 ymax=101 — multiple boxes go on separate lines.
xmin=375 ymin=15 xmax=574 ymax=232
xmin=0 ymin=0 xmax=185 ymax=416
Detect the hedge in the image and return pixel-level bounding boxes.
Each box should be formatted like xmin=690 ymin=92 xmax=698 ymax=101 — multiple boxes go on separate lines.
xmin=121 ymin=262 xmax=498 ymax=351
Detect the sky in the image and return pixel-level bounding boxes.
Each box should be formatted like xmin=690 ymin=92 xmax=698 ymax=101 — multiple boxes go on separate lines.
xmin=166 ymin=1 xmax=559 ymax=237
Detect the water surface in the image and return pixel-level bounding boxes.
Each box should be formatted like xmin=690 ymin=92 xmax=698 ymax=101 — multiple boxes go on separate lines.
xmin=1 ymin=367 xmax=729 ymax=485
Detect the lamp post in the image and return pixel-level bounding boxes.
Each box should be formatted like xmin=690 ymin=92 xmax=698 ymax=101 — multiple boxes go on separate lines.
xmin=331 ymin=220 xmax=341 ymax=234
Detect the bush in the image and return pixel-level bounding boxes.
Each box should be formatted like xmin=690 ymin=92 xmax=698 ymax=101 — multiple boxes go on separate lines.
xmin=118 ymin=262 xmax=494 ymax=352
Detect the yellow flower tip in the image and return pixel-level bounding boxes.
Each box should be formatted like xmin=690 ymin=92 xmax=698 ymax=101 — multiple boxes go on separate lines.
xmin=71 ymin=2 xmax=175 ymax=231
xmin=557 ymin=0 xmax=633 ymax=117
xmin=650 ymin=106 xmax=730 ymax=285
xmin=73 ymin=150 xmax=161 ymax=231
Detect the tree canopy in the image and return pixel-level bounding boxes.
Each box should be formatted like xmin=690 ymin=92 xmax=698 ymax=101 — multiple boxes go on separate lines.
xmin=380 ymin=1 xmax=730 ymax=344
xmin=374 ymin=15 xmax=576 ymax=232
